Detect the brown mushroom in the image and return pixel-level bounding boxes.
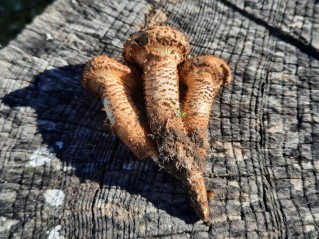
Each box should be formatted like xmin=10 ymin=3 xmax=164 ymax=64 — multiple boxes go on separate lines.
xmin=124 ymin=26 xmax=210 ymax=222
xmin=180 ymin=55 xmax=232 ymax=155
xmin=82 ymin=55 xmax=158 ymax=161
xmin=124 ymin=25 xmax=189 ymax=133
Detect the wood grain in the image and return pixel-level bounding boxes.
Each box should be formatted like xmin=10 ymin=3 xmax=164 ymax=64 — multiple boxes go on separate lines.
xmin=0 ymin=0 xmax=319 ymax=238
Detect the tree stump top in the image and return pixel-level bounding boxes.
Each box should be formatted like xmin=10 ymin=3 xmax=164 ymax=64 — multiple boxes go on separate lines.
xmin=1 ymin=0 xmax=319 ymax=238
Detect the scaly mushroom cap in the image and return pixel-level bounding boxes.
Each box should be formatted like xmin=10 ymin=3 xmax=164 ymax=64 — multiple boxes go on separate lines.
xmin=82 ymin=55 xmax=131 ymax=97
xmin=180 ymin=55 xmax=232 ymax=88
xmin=124 ymin=25 xmax=190 ymax=66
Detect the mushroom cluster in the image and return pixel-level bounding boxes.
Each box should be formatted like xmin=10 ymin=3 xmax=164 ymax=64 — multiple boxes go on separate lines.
xmin=82 ymin=25 xmax=231 ymax=223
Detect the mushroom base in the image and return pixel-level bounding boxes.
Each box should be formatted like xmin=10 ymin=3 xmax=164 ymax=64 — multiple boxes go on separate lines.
xmin=154 ymin=122 xmax=210 ymax=222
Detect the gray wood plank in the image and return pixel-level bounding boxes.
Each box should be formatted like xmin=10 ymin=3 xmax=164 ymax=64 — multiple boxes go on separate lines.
xmin=0 ymin=0 xmax=319 ymax=238
xmin=221 ymin=0 xmax=319 ymax=55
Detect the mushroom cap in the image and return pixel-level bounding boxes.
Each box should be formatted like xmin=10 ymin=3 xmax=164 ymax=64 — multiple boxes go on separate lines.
xmin=124 ymin=25 xmax=190 ymax=66
xmin=82 ymin=55 xmax=131 ymax=97
xmin=180 ymin=55 xmax=232 ymax=87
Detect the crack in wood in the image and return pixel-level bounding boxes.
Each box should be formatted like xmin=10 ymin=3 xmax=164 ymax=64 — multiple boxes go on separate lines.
xmin=218 ymin=0 xmax=319 ymax=61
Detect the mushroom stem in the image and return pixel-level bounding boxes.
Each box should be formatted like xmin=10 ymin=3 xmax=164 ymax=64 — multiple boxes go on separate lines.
xmin=181 ymin=55 xmax=232 ymax=156
xmin=183 ymin=71 xmax=217 ymax=149
xmin=143 ymin=55 xmax=184 ymax=133
xmin=124 ymin=26 xmax=211 ymax=222
xmin=143 ymin=56 xmax=210 ymax=222
xmin=82 ymin=55 xmax=158 ymax=161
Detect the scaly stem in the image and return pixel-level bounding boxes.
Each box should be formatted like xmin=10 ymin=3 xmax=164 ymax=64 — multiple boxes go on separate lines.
xmin=142 ymin=56 xmax=210 ymax=221
xmin=143 ymin=55 xmax=184 ymax=133
xmin=182 ymin=72 xmax=218 ymax=149
xmin=101 ymin=74 xmax=158 ymax=161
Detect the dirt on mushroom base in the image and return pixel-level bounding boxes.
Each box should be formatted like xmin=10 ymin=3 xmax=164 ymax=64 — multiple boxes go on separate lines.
xmin=188 ymin=129 xmax=206 ymax=171
xmin=153 ymin=121 xmax=210 ymax=222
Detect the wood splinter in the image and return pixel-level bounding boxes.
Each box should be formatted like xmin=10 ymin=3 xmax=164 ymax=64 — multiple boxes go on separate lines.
xmin=82 ymin=55 xmax=158 ymax=161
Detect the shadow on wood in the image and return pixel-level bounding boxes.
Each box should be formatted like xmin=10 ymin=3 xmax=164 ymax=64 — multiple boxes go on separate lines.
xmin=2 ymin=64 xmax=200 ymax=224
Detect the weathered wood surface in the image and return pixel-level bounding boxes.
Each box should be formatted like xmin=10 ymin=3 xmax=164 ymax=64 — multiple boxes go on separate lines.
xmin=1 ymin=0 xmax=319 ymax=238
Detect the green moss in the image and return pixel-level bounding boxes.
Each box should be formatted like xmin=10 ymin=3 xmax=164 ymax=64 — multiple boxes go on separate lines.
xmin=171 ymin=100 xmax=187 ymax=118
